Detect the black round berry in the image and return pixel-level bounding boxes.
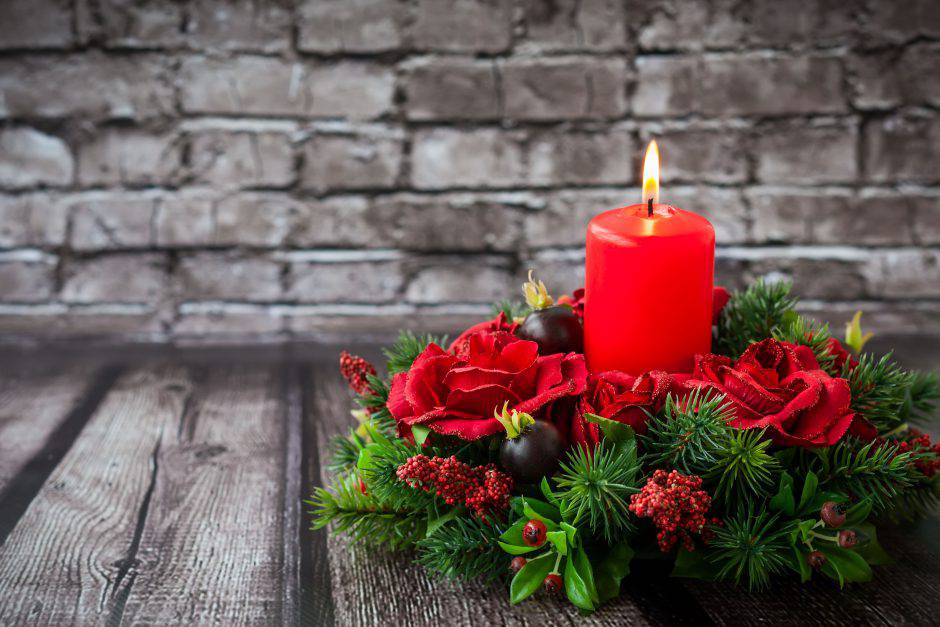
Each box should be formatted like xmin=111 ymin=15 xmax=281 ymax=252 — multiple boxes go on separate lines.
xmin=522 ymin=519 xmax=548 ymax=547
xmin=807 ymin=550 xmax=827 ymax=569
xmin=499 ymin=420 xmax=564 ymax=484
xmin=516 ymin=306 xmax=583 ymax=355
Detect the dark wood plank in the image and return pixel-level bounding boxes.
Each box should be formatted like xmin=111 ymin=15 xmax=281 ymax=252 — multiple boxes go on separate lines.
xmin=0 ymin=367 xmax=191 ymax=624
xmin=308 ymin=360 xmax=678 ymax=626
xmin=118 ymin=366 xmax=289 ymax=624
xmin=0 ymin=366 xmax=104 ymax=493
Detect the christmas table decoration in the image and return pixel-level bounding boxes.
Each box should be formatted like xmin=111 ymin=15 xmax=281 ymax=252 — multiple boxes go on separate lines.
xmin=311 ymin=277 xmax=939 ymax=612
xmin=310 ymin=140 xmax=939 ymax=612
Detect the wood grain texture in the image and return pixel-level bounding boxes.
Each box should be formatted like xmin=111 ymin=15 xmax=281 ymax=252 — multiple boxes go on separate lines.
xmin=0 ymin=366 xmax=100 ymax=493
xmin=118 ymin=366 xmax=289 ymax=625
xmin=0 ymin=367 xmax=191 ymax=625
xmin=308 ymin=359 xmax=692 ymax=626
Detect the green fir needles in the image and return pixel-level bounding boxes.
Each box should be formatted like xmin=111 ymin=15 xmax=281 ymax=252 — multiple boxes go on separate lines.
xmin=384 ymin=330 xmax=449 ymax=375
xmin=644 ymin=389 xmax=735 ymax=476
xmin=708 ymin=429 xmax=780 ymax=509
xmin=555 ymin=441 xmax=641 ymax=543
xmin=715 ymin=279 xmax=797 ymax=358
xmin=709 ymin=508 xmax=791 ymax=591
xmin=416 ymin=517 xmax=507 ymax=583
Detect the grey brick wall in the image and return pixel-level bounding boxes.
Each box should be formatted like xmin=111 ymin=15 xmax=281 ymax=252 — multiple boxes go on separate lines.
xmin=0 ymin=0 xmax=939 ymax=342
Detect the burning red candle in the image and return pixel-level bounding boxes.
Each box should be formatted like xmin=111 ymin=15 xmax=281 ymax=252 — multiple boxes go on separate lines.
xmin=584 ymin=140 xmax=715 ymax=374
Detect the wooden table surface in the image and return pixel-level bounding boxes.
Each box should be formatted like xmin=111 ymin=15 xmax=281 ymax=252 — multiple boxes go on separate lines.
xmin=0 ymin=336 xmax=938 ymax=626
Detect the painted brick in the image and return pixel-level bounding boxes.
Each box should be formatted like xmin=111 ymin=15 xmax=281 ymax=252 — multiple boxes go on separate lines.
xmin=0 ymin=128 xmax=73 ymax=188
xmin=186 ymin=0 xmax=292 ymax=52
xmin=77 ymin=129 xmax=181 ymax=186
xmin=753 ymin=123 xmax=858 ymax=184
xmin=0 ymin=0 xmax=73 ymax=49
xmin=76 ymin=0 xmax=184 ymax=48
xmin=402 ymin=58 xmax=500 ymax=121
xmin=176 ymin=253 xmax=282 ymax=301
xmin=502 ymin=57 xmax=629 ymax=120
xmin=411 ymin=129 xmax=527 ymax=189
xmin=68 ymin=194 xmax=157 ymax=250
xmin=188 ymin=131 xmax=294 ymax=188
xmin=864 ymin=113 xmax=940 ymax=184
xmin=298 ymin=0 xmax=403 ymax=53
xmin=0 ymin=254 xmax=56 ymax=303
xmin=410 ymin=0 xmax=513 ymax=53
xmin=0 ymin=194 xmax=69 ymax=247
xmin=519 ymin=0 xmax=626 ymax=51
xmin=62 ymin=253 xmax=166 ymax=304
xmin=300 ymin=129 xmax=403 ymax=191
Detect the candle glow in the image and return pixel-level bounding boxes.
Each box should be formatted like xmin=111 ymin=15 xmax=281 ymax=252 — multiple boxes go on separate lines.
xmin=642 ymin=139 xmax=660 ymax=206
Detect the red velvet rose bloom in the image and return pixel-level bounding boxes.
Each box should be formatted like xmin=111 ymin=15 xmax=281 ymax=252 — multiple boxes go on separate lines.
xmin=388 ymin=330 xmax=588 ymax=441
xmin=568 ymin=370 xmax=676 ymax=448
xmin=683 ymin=338 xmax=868 ymax=448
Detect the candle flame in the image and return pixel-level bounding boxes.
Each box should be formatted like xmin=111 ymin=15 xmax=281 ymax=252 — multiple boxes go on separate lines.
xmin=642 ymin=139 xmax=660 ymax=206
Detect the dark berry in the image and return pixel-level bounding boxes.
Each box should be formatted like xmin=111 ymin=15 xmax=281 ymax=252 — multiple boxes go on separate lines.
xmin=499 ymin=420 xmax=564 ymax=484
xmin=838 ymin=529 xmax=858 ymax=549
xmin=820 ymin=501 xmax=847 ymax=528
xmin=509 ymin=556 xmax=527 ymax=574
xmin=807 ymin=551 xmax=827 ymax=569
xmin=516 ymin=306 xmax=583 ymax=355
xmin=543 ymin=573 xmax=563 ymax=594
xmin=522 ymin=519 xmax=548 ymax=547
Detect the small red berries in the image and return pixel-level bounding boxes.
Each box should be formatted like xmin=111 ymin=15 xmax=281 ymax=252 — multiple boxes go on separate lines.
xmin=820 ymin=501 xmax=847 ymax=528
xmin=509 ymin=557 xmax=527 ymax=574
xmin=543 ymin=573 xmax=563 ymax=594
xmin=629 ymin=469 xmax=716 ymax=552
xmin=838 ymin=529 xmax=858 ymax=549
xmin=396 ymin=455 xmax=513 ymax=521
xmin=807 ymin=551 xmax=827 ymax=569
xmin=339 ymin=351 xmax=377 ymax=395
xmin=522 ymin=519 xmax=548 ymax=547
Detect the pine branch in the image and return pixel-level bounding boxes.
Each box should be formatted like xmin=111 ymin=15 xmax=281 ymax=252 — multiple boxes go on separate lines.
xmin=707 ymin=429 xmax=780 ymax=510
xmin=708 ymin=508 xmax=791 ymax=591
xmin=328 ymin=430 xmax=367 ymax=475
xmin=354 ymin=374 xmax=396 ymax=434
xmin=360 ymin=432 xmax=438 ymax=512
xmin=714 ymin=279 xmax=798 ymax=358
xmin=772 ymin=315 xmax=838 ymax=375
xmin=643 ymin=390 xmax=734 ymax=476
xmin=308 ymin=475 xmax=426 ymax=550
xmin=818 ymin=438 xmax=915 ymax=513
xmin=491 ymin=299 xmax=530 ymax=321
xmin=416 ymin=517 xmax=508 ymax=583
xmin=555 ymin=441 xmax=641 ymax=543
xmin=907 ymin=371 xmax=940 ymax=425
xmin=883 ymin=475 xmax=940 ymax=523
xmin=846 ymin=353 xmax=917 ymax=433
xmin=384 ymin=331 xmax=449 ymax=375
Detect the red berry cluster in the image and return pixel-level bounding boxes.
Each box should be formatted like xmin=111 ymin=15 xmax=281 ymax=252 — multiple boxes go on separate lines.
xmin=396 ymin=455 xmax=513 ymax=521
xmin=629 ymin=469 xmax=719 ymax=553
xmin=339 ymin=351 xmax=377 ymax=396
xmin=879 ymin=429 xmax=940 ymax=477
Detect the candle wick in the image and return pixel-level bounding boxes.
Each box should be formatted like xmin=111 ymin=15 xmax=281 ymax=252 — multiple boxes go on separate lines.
xmin=647 ymin=197 xmax=653 ymax=217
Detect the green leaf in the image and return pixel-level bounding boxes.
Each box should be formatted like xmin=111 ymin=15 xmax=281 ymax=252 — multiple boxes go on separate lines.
xmin=559 ymin=522 xmax=578 ymax=546
xmin=563 ymin=551 xmax=596 ymax=612
xmin=510 ymin=553 xmax=555 ymax=605
xmin=356 ymin=443 xmax=379 ymax=472
xmin=819 ymin=545 xmax=873 ymax=586
xmin=844 ymin=498 xmax=873 ymax=527
xmin=498 ymin=520 xmax=537 ymax=555
xmin=593 ymin=540 xmax=634 ymax=603
xmin=671 ymin=549 xmax=719 ymax=581
xmin=798 ymin=471 xmax=819 ymax=512
xmin=854 ymin=523 xmax=893 ymax=566
xmin=540 ymin=477 xmax=560 ymax=506
xmin=411 ymin=424 xmax=431 ymax=447
xmin=426 ymin=507 xmax=459 ymax=537
xmin=546 ymin=530 xmax=568 ymax=556
xmin=770 ymin=471 xmax=796 ymax=516
xmin=583 ymin=412 xmax=635 ymax=444
xmin=792 ymin=548 xmax=812 ymax=583
xmin=498 ymin=541 xmax=538 ymax=556
xmin=521 ymin=497 xmax=561 ymax=527
xmin=791 ymin=519 xmax=816 ymax=545
xmin=572 ymin=545 xmax=600 ymax=605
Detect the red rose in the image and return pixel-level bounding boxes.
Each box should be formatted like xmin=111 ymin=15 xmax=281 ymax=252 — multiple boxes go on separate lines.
xmin=683 ymin=338 xmax=867 ymax=448
xmin=388 ymin=330 xmax=588 ymax=441
xmin=568 ymin=370 xmax=676 ymax=448
xmin=448 ymin=311 xmax=519 ymax=359
xmin=824 ymin=337 xmax=859 ymax=373
xmin=712 ymin=286 xmax=731 ymax=324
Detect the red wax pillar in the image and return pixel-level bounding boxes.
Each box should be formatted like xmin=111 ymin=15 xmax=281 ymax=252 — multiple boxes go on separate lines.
xmin=584 ymin=203 xmax=715 ymax=375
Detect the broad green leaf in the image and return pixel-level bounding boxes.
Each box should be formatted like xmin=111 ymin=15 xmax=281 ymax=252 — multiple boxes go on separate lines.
xmin=356 ymin=443 xmax=378 ymax=472
xmin=498 ymin=541 xmax=538 ymax=556
xmin=854 ymin=523 xmax=893 ymax=566
xmin=791 ymin=548 xmax=812 ymax=583
xmin=770 ymin=471 xmax=796 ymax=516
xmin=510 ymin=553 xmax=555 ymax=605
xmin=563 ymin=555 xmax=594 ymax=612
xmin=499 ymin=520 xmax=529 ymax=547
xmin=540 ymin=477 xmax=560 ymax=506
xmin=560 ymin=522 xmax=578 ymax=546
xmin=798 ymin=471 xmax=819 ymax=512
xmin=572 ymin=546 xmax=599 ymax=605
xmin=594 ymin=540 xmax=634 ymax=603
xmin=583 ymin=412 xmax=635 ymax=444
xmin=411 ymin=424 xmax=431 ymax=446
xmin=844 ymin=498 xmax=872 ymax=527
xmin=671 ymin=549 xmax=719 ymax=581
xmin=521 ymin=498 xmax=561 ymax=527
xmin=546 ymin=530 xmax=568 ymax=556
xmin=820 ymin=545 xmax=873 ymax=585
